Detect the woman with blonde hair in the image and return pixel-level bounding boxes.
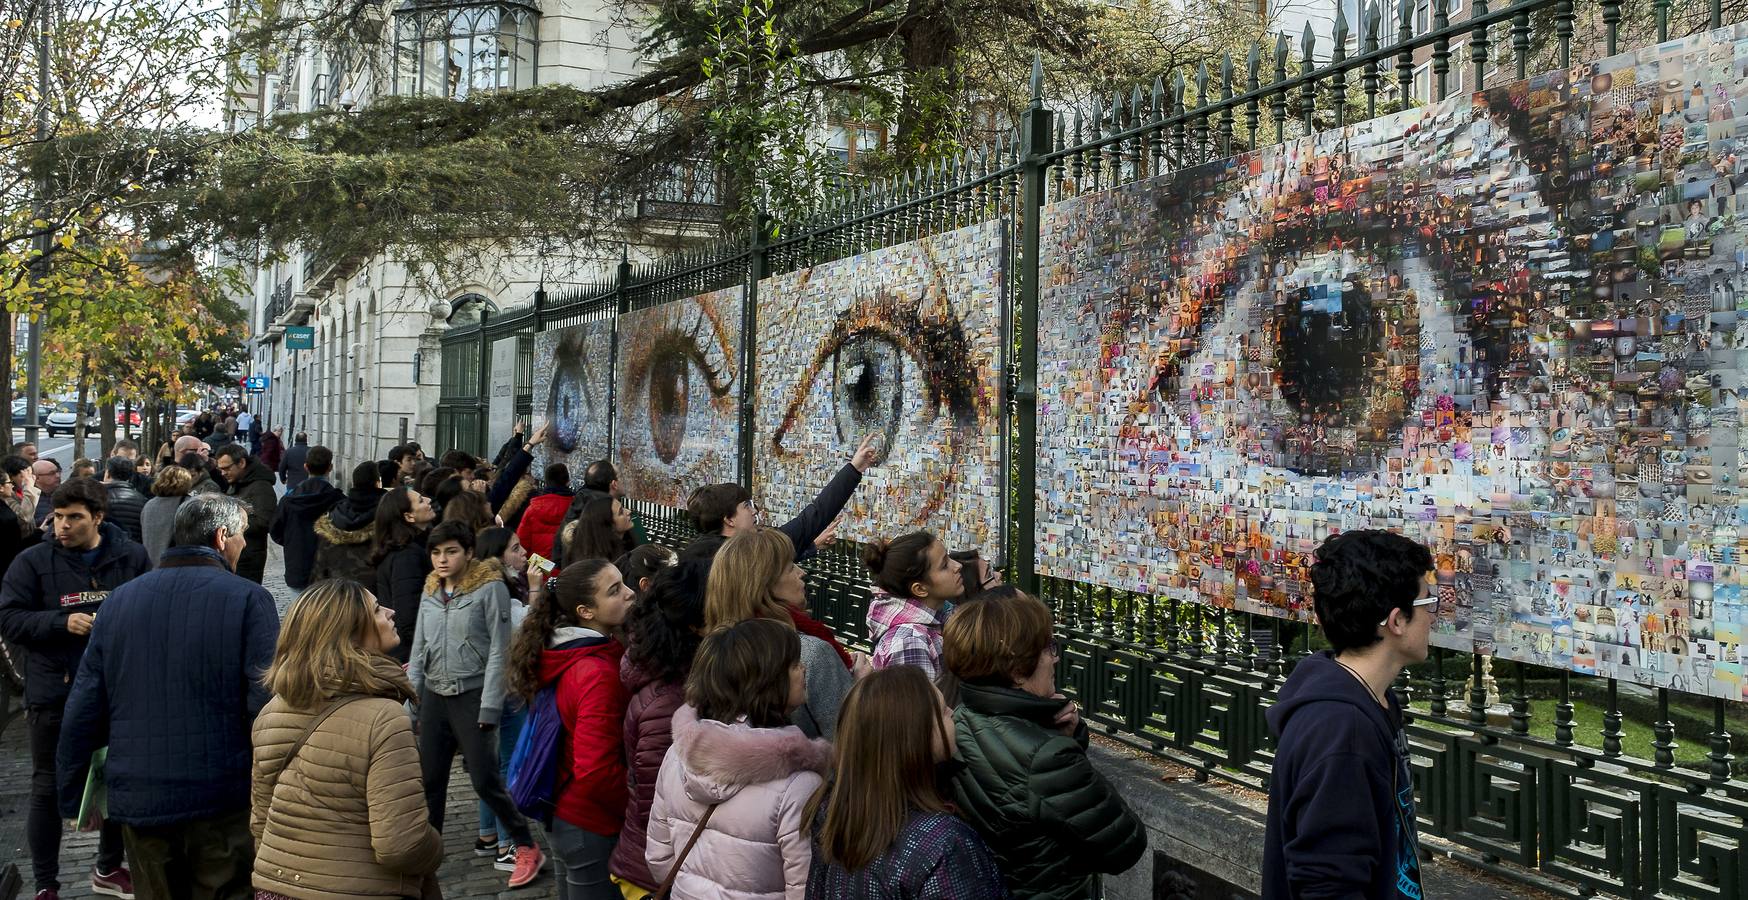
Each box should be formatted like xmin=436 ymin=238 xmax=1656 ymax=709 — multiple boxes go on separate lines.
xmin=704 ymin=527 xmax=865 ymax=739
xmin=250 ymin=579 xmax=442 ymax=900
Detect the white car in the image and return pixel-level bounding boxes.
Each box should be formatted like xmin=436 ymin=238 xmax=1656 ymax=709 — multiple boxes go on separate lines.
xmin=45 ymin=402 xmax=100 ymax=437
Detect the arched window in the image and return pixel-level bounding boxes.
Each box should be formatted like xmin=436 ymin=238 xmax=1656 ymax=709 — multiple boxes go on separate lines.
xmin=393 ymin=1 xmax=539 ymax=99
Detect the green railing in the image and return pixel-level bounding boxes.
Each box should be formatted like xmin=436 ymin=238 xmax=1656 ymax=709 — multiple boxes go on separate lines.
xmin=439 ymin=2 xmax=1748 ymax=895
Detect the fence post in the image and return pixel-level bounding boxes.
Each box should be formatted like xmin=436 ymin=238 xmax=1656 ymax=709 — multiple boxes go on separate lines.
xmin=609 ymin=250 xmax=631 ymax=455
xmin=1013 ymin=56 xmax=1053 ymax=594
xmin=740 ymin=216 xmax=770 ymax=492
xmin=476 ymin=309 xmax=490 ymax=455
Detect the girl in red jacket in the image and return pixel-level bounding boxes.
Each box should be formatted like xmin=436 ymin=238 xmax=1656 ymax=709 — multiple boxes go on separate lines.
xmin=509 ymin=556 xmax=635 ymax=900
xmin=609 ymin=560 xmax=708 ymax=894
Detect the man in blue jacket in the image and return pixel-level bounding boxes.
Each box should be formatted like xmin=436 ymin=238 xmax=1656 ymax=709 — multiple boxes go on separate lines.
xmin=57 ymin=493 xmax=279 ymax=900
xmin=0 ymin=478 xmax=152 ymax=900
xmin=1263 ymin=529 xmax=1435 ymax=900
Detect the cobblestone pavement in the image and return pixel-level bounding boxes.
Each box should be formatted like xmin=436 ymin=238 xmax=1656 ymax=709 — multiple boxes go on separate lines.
xmin=0 ymin=540 xmax=556 ymax=898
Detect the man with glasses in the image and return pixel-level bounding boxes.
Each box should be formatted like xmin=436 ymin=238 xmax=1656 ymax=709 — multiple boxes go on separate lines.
xmin=1263 ymin=529 xmax=1435 ymax=900
xmin=212 ymin=445 xmax=278 ymax=584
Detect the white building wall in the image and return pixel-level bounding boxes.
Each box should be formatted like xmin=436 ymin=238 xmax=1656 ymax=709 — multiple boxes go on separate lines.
xmin=234 ymin=0 xmax=667 ymax=474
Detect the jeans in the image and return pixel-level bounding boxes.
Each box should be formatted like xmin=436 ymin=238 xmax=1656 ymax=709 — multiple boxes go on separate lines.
xmin=550 ymin=820 xmax=619 ymax=900
xmin=121 ymin=806 xmax=254 ymax=900
xmin=28 ymin=704 xmax=124 ymax=891
xmin=418 ymin=687 xmax=534 ymax=848
xmin=476 ymin=703 xmax=527 ymax=846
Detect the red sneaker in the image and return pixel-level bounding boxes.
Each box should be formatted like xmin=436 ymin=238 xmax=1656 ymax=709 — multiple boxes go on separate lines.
xmin=507 ymin=844 xmax=545 ymax=888
xmin=92 ymin=867 xmax=135 ymax=900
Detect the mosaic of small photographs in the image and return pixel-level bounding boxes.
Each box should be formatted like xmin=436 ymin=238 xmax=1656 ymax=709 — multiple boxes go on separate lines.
xmin=1036 ymin=24 xmax=1748 ymax=699
xmin=754 ymin=222 xmax=1005 ymax=550
xmin=533 ymin=319 xmax=614 ymax=476
xmin=614 ymin=287 xmax=744 ymax=507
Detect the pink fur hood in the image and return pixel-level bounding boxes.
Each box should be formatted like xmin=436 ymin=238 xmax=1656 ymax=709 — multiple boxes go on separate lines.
xmin=669 ymin=703 xmax=832 ymax=805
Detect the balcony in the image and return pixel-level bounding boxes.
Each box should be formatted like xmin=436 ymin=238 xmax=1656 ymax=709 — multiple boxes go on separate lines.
xmin=628 ymin=160 xmax=723 ymax=226
xmin=265 ymin=276 xmax=295 ymax=335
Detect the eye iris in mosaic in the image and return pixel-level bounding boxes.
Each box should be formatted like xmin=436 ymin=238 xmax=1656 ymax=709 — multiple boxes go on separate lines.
xmin=832 ymin=333 xmax=904 ymax=451
xmin=549 ymin=359 xmax=584 ymax=453
xmin=1276 ymin=278 xmax=1384 ymax=475
xmin=648 ymin=350 xmax=689 ymax=463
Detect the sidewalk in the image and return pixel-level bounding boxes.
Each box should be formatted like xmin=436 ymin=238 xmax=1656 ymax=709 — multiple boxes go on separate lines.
xmin=0 ymin=541 xmax=554 ymax=898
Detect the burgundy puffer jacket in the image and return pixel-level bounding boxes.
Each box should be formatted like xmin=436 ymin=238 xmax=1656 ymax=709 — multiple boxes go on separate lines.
xmin=609 ymin=655 xmax=687 ymax=890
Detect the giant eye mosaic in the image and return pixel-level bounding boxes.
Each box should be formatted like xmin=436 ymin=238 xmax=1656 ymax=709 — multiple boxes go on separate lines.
xmin=614 ymin=287 xmax=744 ymax=507
xmin=754 ymin=222 xmax=1005 ymax=550
xmin=534 ymin=320 xmax=614 ymax=475
xmin=1037 ymin=24 xmax=1748 ymax=700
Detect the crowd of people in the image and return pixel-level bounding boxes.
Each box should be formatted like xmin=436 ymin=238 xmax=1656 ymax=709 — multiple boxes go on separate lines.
xmin=0 ymin=410 xmax=1438 ymax=900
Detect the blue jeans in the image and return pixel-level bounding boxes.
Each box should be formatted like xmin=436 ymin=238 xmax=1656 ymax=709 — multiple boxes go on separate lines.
xmin=476 ymin=703 xmax=527 ymax=846
xmin=551 ymin=819 xmax=619 ymax=900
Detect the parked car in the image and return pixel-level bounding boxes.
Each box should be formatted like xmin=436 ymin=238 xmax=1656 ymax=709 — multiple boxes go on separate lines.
xmin=175 ymin=408 xmax=199 ymax=428
xmin=115 ymin=408 xmax=142 ymax=426
xmin=45 ymin=402 xmax=100 ymax=437
xmin=10 ymin=400 xmax=51 ymax=429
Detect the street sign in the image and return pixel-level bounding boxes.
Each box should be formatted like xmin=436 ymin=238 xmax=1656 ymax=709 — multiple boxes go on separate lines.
xmin=243 ymin=375 xmax=270 ymax=392
xmin=285 ymin=326 xmax=315 ymax=350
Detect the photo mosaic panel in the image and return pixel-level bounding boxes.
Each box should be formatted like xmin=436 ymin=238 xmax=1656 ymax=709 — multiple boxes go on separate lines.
xmin=1037 ymin=24 xmax=1748 ymax=699
xmin=755 ymin=222 xmax=1004 ymax=550
xmin=614 ymin=286 xmax=744 ymax=507
xmin=534 ymin=319 xmax=614 ymax=476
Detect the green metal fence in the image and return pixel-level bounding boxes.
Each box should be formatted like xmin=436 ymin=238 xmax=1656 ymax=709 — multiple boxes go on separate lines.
xmin=439 ymin=2 xmax=1748 ymax=895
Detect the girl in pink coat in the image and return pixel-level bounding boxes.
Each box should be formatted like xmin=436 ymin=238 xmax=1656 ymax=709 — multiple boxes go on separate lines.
xmin=646 ymin=618 xmax=829 ymax=900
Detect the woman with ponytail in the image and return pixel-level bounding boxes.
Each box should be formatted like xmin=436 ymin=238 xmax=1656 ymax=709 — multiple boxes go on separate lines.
xmin=863 ymin=531 xmax=965 ymax=680
xmin=508 ymin=557 xmax=635 ymax=900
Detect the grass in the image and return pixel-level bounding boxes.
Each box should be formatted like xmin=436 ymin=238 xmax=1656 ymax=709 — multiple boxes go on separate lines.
xmin=1406 ymin=696 xmax=1719 ymax=771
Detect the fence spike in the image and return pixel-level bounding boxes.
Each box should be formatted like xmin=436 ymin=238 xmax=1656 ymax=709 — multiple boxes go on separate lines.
xmin=1221 ymin=54 xmax=1234 ymax=97
xmin=1275 ymin=31 xmax=1290 ymax=77
xmin=1132 ymin=83 xmax=1145 ymax=124
xmin=1092 ymin=96 xmax=1105 ymax=140
xmin=1333 ymin=2 xmax=1349 ymax=48
xmin=1196 ymin=62 xmax=1210 ymax=107
xmin=1366 ymin=0 xmax=1381 ymax=43
xmin=1030 ymin=52 xmax=1045 ymax=105
xmin=1302 ymin=21 xmax=1316 ymax=61
xmin=1073 ymin=107 xmax=1083 ymax=146
xmin=1152 ymin=75 xmax=1166 ymax=123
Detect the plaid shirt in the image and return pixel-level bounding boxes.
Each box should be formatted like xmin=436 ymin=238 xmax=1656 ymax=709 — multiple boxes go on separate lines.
xmin=867 ymin=590 xmax=948 ymax=680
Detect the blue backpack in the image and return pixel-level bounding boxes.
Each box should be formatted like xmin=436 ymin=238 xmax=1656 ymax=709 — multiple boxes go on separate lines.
xmin=506 ymin=684 xmax=566 ymax=822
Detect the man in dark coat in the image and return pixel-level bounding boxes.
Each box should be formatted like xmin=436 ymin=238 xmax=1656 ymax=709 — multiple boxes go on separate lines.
xmin=0 ymin=479 xmax=151 ymax=899
xmin=310 ymin=461 xmax=386 ymax=585
xmin=269 ymin=445 xmax=342 ymax=590
xmin=57 ymin=493 xmax=277 ymax=900
xmin=100 ymin=457 xmax=148 ymax=544
xmin=277 ymin=433 xmax=310 ymax=490
xmin=680 ymin=434 xmax=880 ymax=562
xmin=213 ymin=445 xmax=278 ymax=584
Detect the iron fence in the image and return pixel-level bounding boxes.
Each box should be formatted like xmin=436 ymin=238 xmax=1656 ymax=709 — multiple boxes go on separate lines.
xmin=438 ymin=2 xmax=1748 ymax=895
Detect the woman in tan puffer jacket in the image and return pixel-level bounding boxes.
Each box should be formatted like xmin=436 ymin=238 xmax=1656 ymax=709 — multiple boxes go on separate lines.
xmin=251 ymin=579 xmax=443 ymax=900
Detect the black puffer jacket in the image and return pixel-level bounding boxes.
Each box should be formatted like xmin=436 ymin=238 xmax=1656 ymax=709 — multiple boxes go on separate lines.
xmin=0 ymin=521 xmax=153 ymax=707
xmin=374 ymin=537 xmax=428 ymax=665
xmin=948 ymin=681 xmax=1147 ymax=900
xmin=225 ymin=459 xmax=279 ymax=584
xmin=103 ymin=481 xmax=148 ymax=544
xmin=310 ymin=488 xmax=383 ymax=586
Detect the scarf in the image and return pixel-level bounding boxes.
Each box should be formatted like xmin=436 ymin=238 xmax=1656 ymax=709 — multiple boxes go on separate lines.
xmin=788 ymin=605 xmax=852 ymax=669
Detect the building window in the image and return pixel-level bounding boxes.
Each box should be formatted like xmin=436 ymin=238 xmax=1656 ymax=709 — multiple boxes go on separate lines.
xmin=826 ymin=121 xmax=887 ymax=169
xmin=1413 ymin=61 xmax=1430 ymax=104
xmin=393 ymin=1 xmax=538 ymax=99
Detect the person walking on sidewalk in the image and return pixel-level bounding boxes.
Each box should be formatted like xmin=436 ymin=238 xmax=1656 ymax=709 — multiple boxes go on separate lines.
xmin=214 ymin=444 xmax=279 ymax=585
xmin=0 ymin=479 xmax=152 ymax=900
xmin=57 ymin=494 xmax=279 ymax=900
xmin=1263 ymin=530 xmax=1434 ymax=900
xmin=251 ymin=580 xmax=443 ymax=900
xmin=406 ymin=520 xmax=546 ymax=889
xmin=270 ymin=445 xmax=343 ymax=591
xmin=312 ymin=462 xmax=387 ymax=585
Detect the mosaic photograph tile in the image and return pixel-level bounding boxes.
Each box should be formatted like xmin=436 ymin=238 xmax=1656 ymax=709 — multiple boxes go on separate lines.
xmin=614 ymin=286 xmax=744 ymax=507
xmin=1036 ymin=24 xmax=1748 ymax=699
xmin=754 ymin=221 xmax=1005 ymax=551
xmin=533 ymin=318 xmax=614 ymax=477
